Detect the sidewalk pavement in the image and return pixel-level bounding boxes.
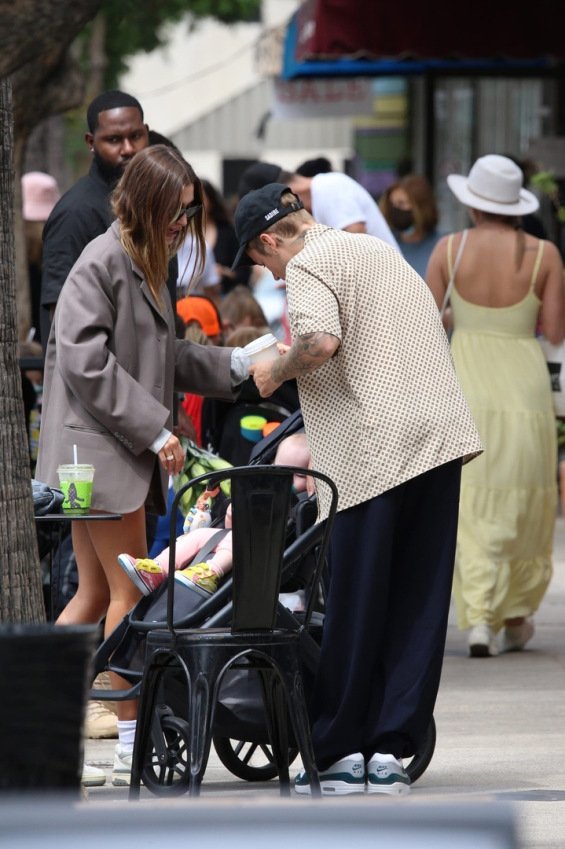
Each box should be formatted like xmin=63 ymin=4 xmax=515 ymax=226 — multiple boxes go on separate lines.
xmin=82 ymin=518 xmax=565 ymax=848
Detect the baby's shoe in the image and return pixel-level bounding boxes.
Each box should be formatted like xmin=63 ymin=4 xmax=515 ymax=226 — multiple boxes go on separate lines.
xmin=175 ymin=562 xmax=219 ymax=594
xmin=117 ymin=554 xmax=165 ymax=596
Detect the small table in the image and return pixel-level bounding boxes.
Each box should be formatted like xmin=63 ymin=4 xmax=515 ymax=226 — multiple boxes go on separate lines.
xmin=35 ymin=511 xmax=122 ymax=621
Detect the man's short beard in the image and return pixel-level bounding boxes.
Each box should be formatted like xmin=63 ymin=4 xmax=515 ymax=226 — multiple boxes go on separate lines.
xmin=93 ymin=150 xmax=127 ymax=185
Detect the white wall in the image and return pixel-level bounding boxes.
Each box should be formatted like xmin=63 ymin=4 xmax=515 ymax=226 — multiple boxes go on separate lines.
xmin=120 ymin=1 xmax=300 ymax=138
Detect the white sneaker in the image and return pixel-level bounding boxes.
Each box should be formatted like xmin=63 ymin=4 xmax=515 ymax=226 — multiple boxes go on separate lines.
xmin=295 ymin=752 xmax=365 ymax=795
xmin=367 ymin=753 xmax=411 ymax=795
xmin=111 ymin=744 xmax=133 ymax=786
xmin=468 ymin=624 xmax=498 ymax=657
xmin=501 ymin=619 xmax=535 ymax=652
xmin=81 ymin=763 xmax=106 ymax=787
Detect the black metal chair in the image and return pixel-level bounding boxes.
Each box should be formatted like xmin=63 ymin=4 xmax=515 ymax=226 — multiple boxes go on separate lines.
xmin=129 ymin=464 xmax=338 ymax=799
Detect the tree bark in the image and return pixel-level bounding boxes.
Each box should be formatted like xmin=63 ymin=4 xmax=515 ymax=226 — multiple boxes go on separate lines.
xmin=0 ymin=1 xmax=101 ymax=78
xmin=12 ymin=49 xmax=88 ymax=340
xmin=0 ymin=0 xmax=103 ymax=622
xmin=0 ymin=77 xmax=45 ymax=623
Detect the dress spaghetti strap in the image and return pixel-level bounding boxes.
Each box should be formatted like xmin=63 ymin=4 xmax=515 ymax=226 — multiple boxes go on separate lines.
xmin=447 ymin=233 xmax=455 ymax=279
xmin=529 ymin=239 xmax=545 ymax=292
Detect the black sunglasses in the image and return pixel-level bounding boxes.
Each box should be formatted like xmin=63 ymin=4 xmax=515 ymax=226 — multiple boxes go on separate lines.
xmin=173 ymin=203 xmax=202 ymax=222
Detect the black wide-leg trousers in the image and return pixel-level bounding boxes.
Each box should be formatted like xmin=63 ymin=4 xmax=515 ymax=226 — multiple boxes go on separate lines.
xmin=310 ymin=458 xmax=462 ymax=768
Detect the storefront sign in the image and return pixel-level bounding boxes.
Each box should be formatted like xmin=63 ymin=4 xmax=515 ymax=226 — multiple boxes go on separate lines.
xmin=273 ymin=77 xmax=374 ymax=118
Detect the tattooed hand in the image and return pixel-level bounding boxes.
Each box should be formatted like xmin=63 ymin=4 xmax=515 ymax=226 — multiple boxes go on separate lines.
xmin=249 ymin=332 xmax=339 ymax=397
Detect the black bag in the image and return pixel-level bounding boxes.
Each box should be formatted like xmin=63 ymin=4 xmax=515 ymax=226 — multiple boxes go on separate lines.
xmin=32 ymin=479 xmax=64 ymax=516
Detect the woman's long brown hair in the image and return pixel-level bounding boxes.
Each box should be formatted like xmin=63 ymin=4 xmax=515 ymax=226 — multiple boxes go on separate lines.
xmin=112 ymin=145 xmax=205 ymax=305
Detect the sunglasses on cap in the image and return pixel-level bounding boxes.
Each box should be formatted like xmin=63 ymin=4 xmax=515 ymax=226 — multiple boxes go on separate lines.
xmin=173 ymin=203 xmax=202 ymax=222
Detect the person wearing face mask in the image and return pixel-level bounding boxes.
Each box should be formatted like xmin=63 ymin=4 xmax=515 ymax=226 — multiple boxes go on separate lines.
xmin=380 ymin=175 xmax=442 ymax=278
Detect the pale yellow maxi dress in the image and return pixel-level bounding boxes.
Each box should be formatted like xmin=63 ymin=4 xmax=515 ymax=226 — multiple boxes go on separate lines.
xmin=449 ymin=238 xmax=556 ymax=632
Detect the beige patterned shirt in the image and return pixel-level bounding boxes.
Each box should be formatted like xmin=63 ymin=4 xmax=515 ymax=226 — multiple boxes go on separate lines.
xmin=285 ymin=225 xmax=483 ymax=519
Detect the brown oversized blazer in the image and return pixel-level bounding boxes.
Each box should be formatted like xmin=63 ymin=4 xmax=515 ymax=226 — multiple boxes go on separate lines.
xmin=36 ymin=222 xmax=236 ymax=514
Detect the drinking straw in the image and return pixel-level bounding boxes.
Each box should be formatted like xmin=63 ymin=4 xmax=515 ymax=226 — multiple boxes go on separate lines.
xmin=73 ymin=444 xmax=78 ymax=465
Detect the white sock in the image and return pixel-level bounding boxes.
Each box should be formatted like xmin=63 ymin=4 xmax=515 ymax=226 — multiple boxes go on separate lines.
xmin=117 ymin=719 xmax=136 ymax=753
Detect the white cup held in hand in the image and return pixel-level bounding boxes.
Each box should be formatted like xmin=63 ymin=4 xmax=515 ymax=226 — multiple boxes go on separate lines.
xmin=243 ymin=333 xmax=279 ymax=365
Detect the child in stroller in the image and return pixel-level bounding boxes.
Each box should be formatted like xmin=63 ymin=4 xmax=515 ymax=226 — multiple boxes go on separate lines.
xmin=116 ymin=432 xmax=311 ymax=600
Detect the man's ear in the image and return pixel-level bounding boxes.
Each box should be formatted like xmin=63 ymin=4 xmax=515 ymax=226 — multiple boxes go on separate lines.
xmin=85 ymin=132 xmax=94 ymax=151
xmin=259 ymin=232 xmax=278 ymax=251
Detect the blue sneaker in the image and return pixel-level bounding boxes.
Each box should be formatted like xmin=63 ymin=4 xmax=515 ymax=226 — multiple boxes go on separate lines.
xmin=366 ymin=753 xmax=411 ymax=795
xmin=295 ymin=753 xmax=365 ymax=795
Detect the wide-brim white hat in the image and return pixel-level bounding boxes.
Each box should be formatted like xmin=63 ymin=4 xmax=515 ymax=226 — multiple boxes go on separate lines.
xmin=447 ymin=154 xmax=539 ymax=216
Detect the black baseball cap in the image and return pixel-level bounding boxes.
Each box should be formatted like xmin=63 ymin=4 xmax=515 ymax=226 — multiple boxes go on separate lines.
xmin=231 ymin=183 xmax=304 ymax=269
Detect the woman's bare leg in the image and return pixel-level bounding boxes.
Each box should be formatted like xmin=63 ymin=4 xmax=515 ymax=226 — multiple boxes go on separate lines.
xmin=84 ymin=508 xmax=147 ymax=720
xmin=56 ymin=522 xmax=110 ymax=625
xmin=58 ymin=510 xmax=147 ymax=720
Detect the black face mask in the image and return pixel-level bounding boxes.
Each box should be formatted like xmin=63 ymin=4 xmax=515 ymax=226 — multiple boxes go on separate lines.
xmin=388 ymin=206 xmax=414 ymax=232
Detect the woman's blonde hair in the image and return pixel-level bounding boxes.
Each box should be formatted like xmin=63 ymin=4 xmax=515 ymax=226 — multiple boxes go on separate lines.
xmin=112 ymin=145 xmax=205 ymax=304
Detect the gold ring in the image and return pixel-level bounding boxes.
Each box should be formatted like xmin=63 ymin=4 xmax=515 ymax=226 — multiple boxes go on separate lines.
xmin=166 ymin=455 xmax=174 ymax=460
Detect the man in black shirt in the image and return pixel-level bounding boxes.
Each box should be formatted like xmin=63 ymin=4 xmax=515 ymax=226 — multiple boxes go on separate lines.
xmin=39 ymin=90 xmax=150 ymax=349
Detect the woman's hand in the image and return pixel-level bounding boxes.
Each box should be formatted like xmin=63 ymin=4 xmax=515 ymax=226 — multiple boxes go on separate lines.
xmin=159 ymin=434 xmax=185 ymax=475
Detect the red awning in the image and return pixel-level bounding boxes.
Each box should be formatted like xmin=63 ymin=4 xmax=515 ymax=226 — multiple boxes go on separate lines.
xmin=293 ymin=0 xmax=565 ymax=63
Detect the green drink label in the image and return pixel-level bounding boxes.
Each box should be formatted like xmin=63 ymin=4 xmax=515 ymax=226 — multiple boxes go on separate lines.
xmin=61 ymin=480 xmax=93 ymax=513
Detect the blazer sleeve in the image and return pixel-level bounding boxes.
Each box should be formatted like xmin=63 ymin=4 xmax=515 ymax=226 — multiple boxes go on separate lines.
xmin=54 ymin=255 xmax=171 ymax=456
xmin=174 ymin=339 xmax=239 ymax=400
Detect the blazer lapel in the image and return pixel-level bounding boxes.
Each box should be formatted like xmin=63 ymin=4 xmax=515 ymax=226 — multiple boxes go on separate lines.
xmin=110 ymin=221 xmax=170 ymax=324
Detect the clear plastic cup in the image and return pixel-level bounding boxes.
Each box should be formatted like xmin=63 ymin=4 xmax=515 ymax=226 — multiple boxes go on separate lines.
xmin=57 ymin=464 xmax=95 ymax=514
xmin=244 ymin=333 xmax=279 ymax=364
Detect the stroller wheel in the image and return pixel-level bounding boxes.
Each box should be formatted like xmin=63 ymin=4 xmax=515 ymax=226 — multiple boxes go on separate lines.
xmin=213 ymin=734 xmax=299 ymax=782
xmin=405 ymin=716 xmax=436 ymax=783
xmin=141 ymin=714 xmax=191 ymax=796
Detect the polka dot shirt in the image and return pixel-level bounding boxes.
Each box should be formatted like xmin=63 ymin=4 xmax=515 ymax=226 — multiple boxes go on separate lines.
xmin=285 ymin=225 xmax=483 ymax=520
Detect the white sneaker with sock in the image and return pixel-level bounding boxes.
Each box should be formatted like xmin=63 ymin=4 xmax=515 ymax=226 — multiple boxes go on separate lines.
xmin=112 ymin=744 xmax=133 ymax=786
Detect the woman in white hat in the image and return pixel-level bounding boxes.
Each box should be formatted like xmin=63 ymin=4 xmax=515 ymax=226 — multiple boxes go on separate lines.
xmin=426 ymin=154 xmax=565 ymax=658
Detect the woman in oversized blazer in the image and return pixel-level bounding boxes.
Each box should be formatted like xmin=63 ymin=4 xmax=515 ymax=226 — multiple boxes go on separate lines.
xmin=36 ymin=145 xmax=245 ymax=783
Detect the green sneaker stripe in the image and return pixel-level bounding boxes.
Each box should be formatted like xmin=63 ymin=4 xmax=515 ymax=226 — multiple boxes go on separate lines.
xmin=296 ymin=770 xmax=365 ymax=786
xmin=368 ymin=773 xmax=410 ymax=786
xmin=322 ymin=771 xmax=364 ymax=783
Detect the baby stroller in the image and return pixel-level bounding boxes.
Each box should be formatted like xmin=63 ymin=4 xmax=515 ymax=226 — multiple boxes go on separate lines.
xmin=90 ymin=411 xmax=436 ymax=794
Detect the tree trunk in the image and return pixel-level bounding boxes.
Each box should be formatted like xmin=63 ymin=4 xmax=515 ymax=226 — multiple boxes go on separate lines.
xmin=0 ymin=0 xmax=103 ymax=623
xmin=0 ymin=77 xmax=45 ymax=624
xmin=12 ymin=47 xmax=92 ymax=340
xmin=0 ymin=1 xmax=102 ymax=78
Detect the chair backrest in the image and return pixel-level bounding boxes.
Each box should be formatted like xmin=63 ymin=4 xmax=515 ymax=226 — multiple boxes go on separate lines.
xmin=167 ymin=464 xmax=338 ymax=636
xmin=230 ymin=468 xmax=293 ymax=630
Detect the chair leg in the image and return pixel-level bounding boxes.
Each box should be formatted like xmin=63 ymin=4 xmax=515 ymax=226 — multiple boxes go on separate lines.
xmin=188 ymin=670 xmax=214 ymax=797
xmin=259 ymin=668 xmax=291 ymax=796
xmin=129 ymin=657 xmax=166 ymax=801
xmin=286 ymin=669 xmax=321 ymax=799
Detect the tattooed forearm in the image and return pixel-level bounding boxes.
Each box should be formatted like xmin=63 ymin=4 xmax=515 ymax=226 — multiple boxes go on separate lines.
xmin=271 ymin=332 xmax=339 ymax=383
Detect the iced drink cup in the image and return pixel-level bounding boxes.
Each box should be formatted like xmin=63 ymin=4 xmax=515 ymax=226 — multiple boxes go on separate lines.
xmin=244 ymin=333 xmax=279 ymax=365
xmin=57 ymin=464 xmax=95 ymax=514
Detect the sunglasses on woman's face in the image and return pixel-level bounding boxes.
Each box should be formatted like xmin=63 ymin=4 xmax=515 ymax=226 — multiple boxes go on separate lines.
xmin=173 ymin=203 xmax=202 ymax=222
